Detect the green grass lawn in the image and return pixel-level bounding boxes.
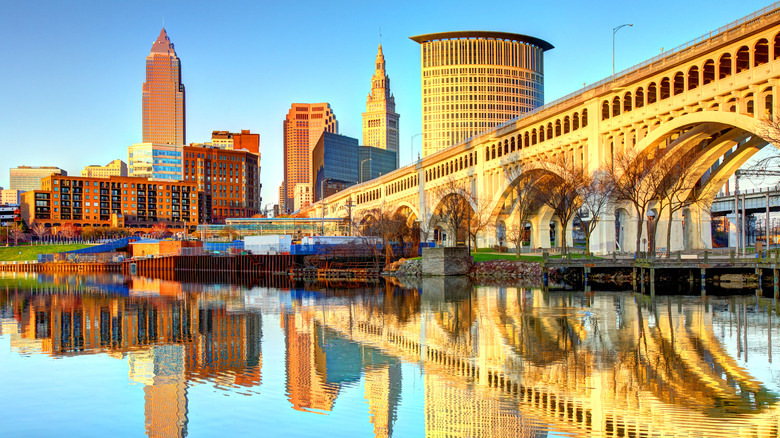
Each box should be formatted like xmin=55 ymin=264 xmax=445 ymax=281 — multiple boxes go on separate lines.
xmin=0 ymin=244 xmax=91 ymax=262
xmin=472 ymin=252 xmax=600 ymax=263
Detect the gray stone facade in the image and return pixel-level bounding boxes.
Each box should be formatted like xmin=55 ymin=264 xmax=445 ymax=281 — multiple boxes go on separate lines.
xmin=421 ymin=247 xmax=472 ymax=276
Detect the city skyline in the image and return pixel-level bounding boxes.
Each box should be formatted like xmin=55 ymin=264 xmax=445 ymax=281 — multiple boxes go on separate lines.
xmin=1 ymin=0 xmax=774 ymax=203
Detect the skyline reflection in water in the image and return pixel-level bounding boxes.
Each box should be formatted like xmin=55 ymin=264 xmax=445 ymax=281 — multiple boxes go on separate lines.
xmin=1 ymin=273 xmax=779 ymax=437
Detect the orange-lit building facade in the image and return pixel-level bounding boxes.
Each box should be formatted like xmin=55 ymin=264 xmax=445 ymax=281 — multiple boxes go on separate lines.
xmin=211 ymin=129 xmax=260 ymax=155
xmin=21 ymin=175 xmax=198 ymax=229
xmin=143 ymin=28 xmax=185 ymax=145
xmin=182 ymin=144 xmax=261 ymax=223
xmin=282 ymin=103 xmax=338 ymax=211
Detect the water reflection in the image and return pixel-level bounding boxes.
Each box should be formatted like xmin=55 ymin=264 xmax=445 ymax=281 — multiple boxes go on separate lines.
xmin=1 ymin=272 xmax=780 ymax=437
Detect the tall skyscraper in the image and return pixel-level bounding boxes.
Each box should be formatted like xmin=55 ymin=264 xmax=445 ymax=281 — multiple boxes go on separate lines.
xmin=410 ymin=32 xmax=553 ymax=157
xmin=143 ymin=28 xmax=186 ymax=145
xmin=282 ymin=103 xmax=338 ymax=210
xmin=362 ymin=45 xmax=400 ymax=166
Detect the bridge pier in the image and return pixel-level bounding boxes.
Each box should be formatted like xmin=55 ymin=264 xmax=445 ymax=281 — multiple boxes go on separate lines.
xmin=683 ymin=205 xmax=713 ymax=250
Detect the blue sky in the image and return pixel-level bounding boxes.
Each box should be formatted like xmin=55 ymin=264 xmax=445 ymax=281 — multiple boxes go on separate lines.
xmin=1 ymin=0 xmax=774 ymax=203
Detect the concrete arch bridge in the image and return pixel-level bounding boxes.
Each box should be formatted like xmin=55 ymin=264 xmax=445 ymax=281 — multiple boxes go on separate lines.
xmin=309 ymin=5 xmax=780 ymax=254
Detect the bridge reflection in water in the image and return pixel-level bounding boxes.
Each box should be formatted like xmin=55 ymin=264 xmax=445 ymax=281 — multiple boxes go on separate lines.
xmin=1 ymin=273 xmax=780 ymax=437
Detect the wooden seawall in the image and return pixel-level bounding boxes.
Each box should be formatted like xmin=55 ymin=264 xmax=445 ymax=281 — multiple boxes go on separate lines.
xmin=543 ymin=250 xmax=780 ymax=296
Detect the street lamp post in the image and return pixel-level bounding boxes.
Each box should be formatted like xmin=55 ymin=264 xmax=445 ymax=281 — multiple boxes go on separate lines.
xmin=613 ymin=24 xmax=633 ymax=82
xmin=411 ymin=133 xmax=422 ymax=165
xmin=360 ymin=158 xmax=372 ymax=183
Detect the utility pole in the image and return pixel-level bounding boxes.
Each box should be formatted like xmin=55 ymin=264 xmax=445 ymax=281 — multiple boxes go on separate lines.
xmin=347 ymin=197 xmax=354 ymax=236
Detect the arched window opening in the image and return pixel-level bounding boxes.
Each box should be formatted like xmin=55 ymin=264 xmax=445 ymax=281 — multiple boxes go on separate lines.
xmin=612 ymin=96 xmax=621 ymax=117
xmin=555 ymin=120 xmax=562 ymax=137
xmin=504 ymin=140 xmax=508 ymax=154
xmin=573 ymin=113 xmax=580 ymax=130
xmin=647 ymin=83 xmax=657 ymax=104
xmin=660 ymin=77 xmax=671 ymax=100
xmin=736 ymin=46 xmax=750 ymax=73
xmin=524 ymin=132 xmax=530 ymax=148
xmin=703 ymin=60 xmax=715 ymax=84
xmin=673 ymin=72 xmax=684 ymax=95
xmin=510 ymin=137 xmax=516 ymax=152
xmin=581 ymin=109 xmax=588 ymax=127
xmin=602 ymin=100 xmax=610 ymax=120
xmin=746 ymin=93 xmax=754 ymax=116
xmin=491 ymin=145 xmax=496 ymax=160
xmin=687 ymin=66 xmax=699 ymax=90
xmin=531 ymin=129 xmax=537 ymax=145
xmin=497 ymin=144 xmax=503 ymax=157
xmin=755 ymin=39 xmax=769 ymax=66
xmin=539 ymin=126 xmax=546 ymax=142
xmin=766 ymin=92 xmax=774 ymax=118
xmin=775 ymin=32 xmax=780 ymax=59
xmin=719 ymin=53 xmax=732 ymax=79
xmin=635 ymin=88 xmax=645 ymax=108
xmin=563 ymin=116 xmax=571 ymax=134
xmin=546 ymin=123 xmax=553 ymax=139
xmin=485 ymin=149 xmax=490 ymax=161
xmin=469 ymin=153 xmax=473 ymax=167
xmin=623 ymin=92 xmax=633 ymax=112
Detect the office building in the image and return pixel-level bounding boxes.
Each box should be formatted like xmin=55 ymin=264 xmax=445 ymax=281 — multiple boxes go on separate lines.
xmin=362 ymin=45 xmax=400 ymax=166
xmin=0 ymin=189 xmax=25 ymax=206
xmin=143 ymin=28 xmax=185 ymax=145
xmin=81 ymin=159 xmax=128 ymax=178
xmin=311 ymin=132 xmax=359 ymax=202
xmin=358 ymin=146 xmax=397 ymax=183
xmin=410 ymin=31 xmax=553 ymax=156
xmin=182 ymin=144 xmax=261 ymax=223
xmin=10 ymin=166 xmax=67 ymax=191
xmin=293 ymin=183 xmax=312 ymax=212
xmin=211 ymin=130 xmax=260 ymax=154
xmin=21 ymin=175 xmax=198 ymax=229
xmin=278 ymin=184 xmax=286 ymax=214
xmin=282 ymin=103 xmax=338 ymax=208
xmin=128 ymin=143 xmax=183 ymax=180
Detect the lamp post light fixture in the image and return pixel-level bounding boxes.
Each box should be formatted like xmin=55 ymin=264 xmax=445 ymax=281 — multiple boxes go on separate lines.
xmin=411 ymin=133 xmax=422 ymax=164
xmin=613 ymin=23 xmax=633 ymax=82
xmin=360 ymin=158 xmax=372 ymax=183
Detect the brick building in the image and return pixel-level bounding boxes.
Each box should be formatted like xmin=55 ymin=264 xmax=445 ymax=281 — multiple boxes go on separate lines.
xmin=21 ymin=175 xmax=198 ymax=230
xmin=182 ymin=144 xmax=261 ymax=224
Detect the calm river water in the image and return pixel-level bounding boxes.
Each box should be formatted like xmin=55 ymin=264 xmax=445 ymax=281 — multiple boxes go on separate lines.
xmin=1 ymin=272 xmax=779 ymax=437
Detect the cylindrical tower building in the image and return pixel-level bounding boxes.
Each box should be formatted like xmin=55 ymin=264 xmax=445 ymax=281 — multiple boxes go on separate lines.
xmin=410 ymin=31 xmax=553 ymax=157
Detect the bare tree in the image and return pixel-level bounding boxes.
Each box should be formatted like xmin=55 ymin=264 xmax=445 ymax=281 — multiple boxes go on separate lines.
xmin=650 ymin=150 xmax=701 ymax=257
xmin=575 ymin=168 xmax=615 ymax=255
xmin=537 ymin=152 xmax=586 ymax=256
xmin=59 ymin=223 xmax=79 ymax=240
xmin=503 ymin=172 xmax=543 ymax=255
xmin=466 ymin=194 xmax=493 ymax=252
xmin=8 ymin=223 xmax=27 ymax=246
xmin=609 ymin=148 xmax=661 ymax=255
xmin=431 ymin=178 xmax=473 ymax=247
xmin=151 ymin=222 xmax=169 ymax=239
xmin=30 ymin=223 xmax=49 ymax=242
xmin=360 ymin=204 xmax=411 ymax=262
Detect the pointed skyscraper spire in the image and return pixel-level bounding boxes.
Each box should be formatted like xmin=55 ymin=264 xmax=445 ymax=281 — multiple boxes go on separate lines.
xmin=362 ymin=44 xmax=400 ymax=167
xmin=151 ymin=28 xmax=176 ymax=55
